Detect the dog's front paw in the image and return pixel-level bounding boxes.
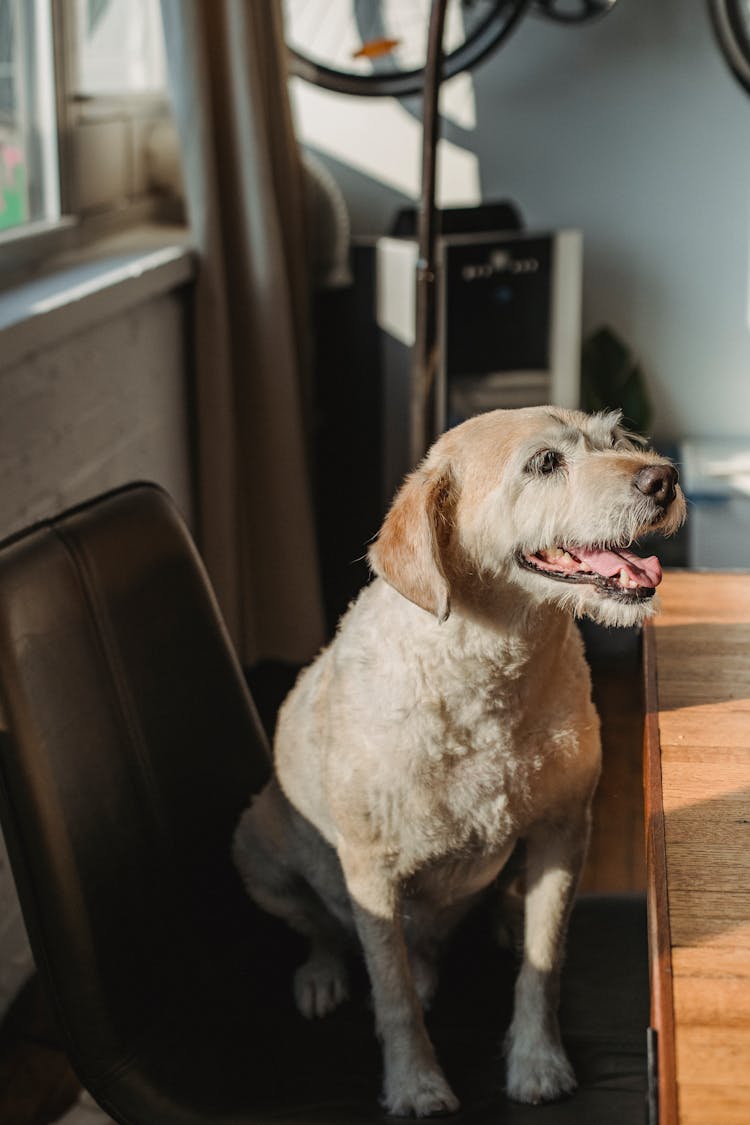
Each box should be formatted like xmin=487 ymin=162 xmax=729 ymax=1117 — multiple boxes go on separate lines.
xmin=382 ymin=1069 xmax=460 ymax=1118
xmin=294 ymin=953 xmax=349 ymax=1019
xmin=505 ymin=1038 xmax=576 ymax=1105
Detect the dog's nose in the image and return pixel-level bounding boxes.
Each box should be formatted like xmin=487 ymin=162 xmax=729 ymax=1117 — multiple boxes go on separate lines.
xmin=635 ymin=464 xmax=678 ymax=508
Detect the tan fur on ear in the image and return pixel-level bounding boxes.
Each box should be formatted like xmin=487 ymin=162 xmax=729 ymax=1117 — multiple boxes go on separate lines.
xmin=368 ymin=466 xmax=453 ymax=622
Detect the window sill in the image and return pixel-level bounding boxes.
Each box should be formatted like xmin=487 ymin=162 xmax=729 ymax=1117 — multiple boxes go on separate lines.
xmin=0 ymin=225 xmax=196 ymax=370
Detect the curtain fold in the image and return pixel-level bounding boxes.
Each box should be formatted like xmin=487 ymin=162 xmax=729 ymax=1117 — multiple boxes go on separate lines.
xmin=160 ymin=0 xmax=325 ymax=665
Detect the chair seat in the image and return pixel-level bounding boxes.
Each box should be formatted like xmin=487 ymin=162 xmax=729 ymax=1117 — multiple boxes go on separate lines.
xmin=0 ymin=484 xmax=648 ymax=1124
xmin=89 ymin=891 xmax=648 ymax=1125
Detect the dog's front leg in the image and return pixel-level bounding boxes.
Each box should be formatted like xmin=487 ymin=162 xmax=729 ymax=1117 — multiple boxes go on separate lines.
xmin=338 ymin=843 xmax=459 ymax=1118
xmin=505 ymin=812 xmax=590 ymax=1104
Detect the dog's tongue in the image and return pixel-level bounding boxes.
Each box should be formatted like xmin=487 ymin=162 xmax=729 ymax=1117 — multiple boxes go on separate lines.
xmin=573 ymin=546 xmax=663 ymax=588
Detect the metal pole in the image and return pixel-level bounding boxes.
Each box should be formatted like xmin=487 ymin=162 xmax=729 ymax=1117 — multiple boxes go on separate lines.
xmin=410 ymin=0 xmax=449 ymax=468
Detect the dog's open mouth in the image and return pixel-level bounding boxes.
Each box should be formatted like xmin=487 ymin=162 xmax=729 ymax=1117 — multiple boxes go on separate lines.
xmin=517 ymin=544 xmax=663 ymax=601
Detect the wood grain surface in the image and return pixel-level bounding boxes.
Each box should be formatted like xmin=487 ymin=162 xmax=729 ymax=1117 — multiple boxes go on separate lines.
xmin=645 ymin=571 xmax=750 ymax=1124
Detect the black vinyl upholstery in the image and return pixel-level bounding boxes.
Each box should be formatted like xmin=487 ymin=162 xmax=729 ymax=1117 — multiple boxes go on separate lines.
xmin=0 ymin=483 xmax=648 ymax=1123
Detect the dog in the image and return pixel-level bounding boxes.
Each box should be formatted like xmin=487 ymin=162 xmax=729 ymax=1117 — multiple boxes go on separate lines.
xmin=233 ymin=406 xmax=685 ymax=1116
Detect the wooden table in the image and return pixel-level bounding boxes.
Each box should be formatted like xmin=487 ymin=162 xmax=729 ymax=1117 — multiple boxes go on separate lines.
xmin=644 ymin=571 xmax=750 ymax=1125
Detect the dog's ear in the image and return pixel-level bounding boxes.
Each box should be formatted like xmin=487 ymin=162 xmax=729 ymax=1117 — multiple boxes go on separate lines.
xmin=368 ymin=464 xmax=454 ymax=622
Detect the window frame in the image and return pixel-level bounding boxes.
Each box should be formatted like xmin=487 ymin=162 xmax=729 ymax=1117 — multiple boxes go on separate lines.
xmin=0 ymin=0 xmax=180 ymax=289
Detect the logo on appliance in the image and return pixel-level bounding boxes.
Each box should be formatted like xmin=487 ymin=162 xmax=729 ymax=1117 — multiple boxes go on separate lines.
xmin=461 ymin=249 xmax=540 ymax=282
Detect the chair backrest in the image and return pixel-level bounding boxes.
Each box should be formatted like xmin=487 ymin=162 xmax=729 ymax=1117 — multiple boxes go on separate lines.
xmin=0 ymin=483 xmax=270 ymax=1085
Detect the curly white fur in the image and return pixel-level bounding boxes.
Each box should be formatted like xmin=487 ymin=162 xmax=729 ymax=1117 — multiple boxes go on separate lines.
xmin=233 ymin=406 xmax=685 ymax=1115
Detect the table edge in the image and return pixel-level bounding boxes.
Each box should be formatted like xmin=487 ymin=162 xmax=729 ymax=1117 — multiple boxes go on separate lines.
xmin=643 ymin=619 xmax=679 ymax=1125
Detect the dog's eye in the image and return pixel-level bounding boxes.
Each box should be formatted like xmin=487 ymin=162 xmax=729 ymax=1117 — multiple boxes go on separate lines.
xmin=530 ymin=450 xmax=564 ymax=475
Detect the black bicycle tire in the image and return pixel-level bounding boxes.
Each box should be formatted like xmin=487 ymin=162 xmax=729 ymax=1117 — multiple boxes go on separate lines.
xmin=709 ymin=0 xmax=750 ymax=96
xmin=287 ymin=0 xmax=532 ymax=97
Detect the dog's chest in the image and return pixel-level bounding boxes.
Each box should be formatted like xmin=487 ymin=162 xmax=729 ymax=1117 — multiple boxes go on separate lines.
xmin=414 ymin=721 xmax=576 ymax=847
xmin=400 ymin=649 xmax=599 ymax=849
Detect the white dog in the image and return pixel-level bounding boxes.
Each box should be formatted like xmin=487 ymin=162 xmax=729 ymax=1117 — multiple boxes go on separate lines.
xmin=233 ymin=406 xmax=685 ymax=1116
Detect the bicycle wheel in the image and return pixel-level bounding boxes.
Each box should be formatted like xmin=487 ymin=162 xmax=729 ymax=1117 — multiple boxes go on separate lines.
xmin=284 ymin=0 xmax=531 ymax=97
xmin=709 ymin=0 xmax=750 ymax=96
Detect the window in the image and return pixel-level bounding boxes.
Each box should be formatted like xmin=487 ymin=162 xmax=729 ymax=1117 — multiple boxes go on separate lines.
xmin=0 ymin=0 xmax=176 ymax=258
xmin=72 ymin=0 xmax=166 ymax=97
xmin=0 ymin=0 xmax=59 ymax=232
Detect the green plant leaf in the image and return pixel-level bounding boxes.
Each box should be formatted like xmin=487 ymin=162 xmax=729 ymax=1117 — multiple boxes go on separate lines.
xmin=580 ymin=325 xmax=653 ymax=436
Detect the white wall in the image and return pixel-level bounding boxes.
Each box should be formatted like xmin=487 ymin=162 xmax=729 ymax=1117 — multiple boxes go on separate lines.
xmin=0 ymin=292 xmax=193 ymax=538
xmin=292 ymin=0 xmax=750 ymax=441
xmin=0 ymin=289 xmax=192 ymax=1020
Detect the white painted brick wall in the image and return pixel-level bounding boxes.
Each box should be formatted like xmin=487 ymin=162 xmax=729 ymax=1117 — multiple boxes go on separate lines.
xmin=0 ymin=288 xmax=192 ymax=1021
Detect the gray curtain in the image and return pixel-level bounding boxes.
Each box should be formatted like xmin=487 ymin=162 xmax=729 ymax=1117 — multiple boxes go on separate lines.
xmin=160 ymin=0 xmax=325 ymax=665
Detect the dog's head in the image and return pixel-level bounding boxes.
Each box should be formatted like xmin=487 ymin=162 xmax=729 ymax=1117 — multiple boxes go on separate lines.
xmin=368 ymin=406 xmax=686 ymax=628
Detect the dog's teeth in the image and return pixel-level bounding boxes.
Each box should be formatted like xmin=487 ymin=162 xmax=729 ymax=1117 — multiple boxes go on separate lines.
xmin=547 ymin=548 xmax=564 ymax=560
xmin=560 ymin=551 xmax=574 ymax=565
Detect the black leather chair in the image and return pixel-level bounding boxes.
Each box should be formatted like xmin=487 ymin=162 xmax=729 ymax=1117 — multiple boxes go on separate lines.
xmin=0 ymin=483 xmax=649 ymax=1124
